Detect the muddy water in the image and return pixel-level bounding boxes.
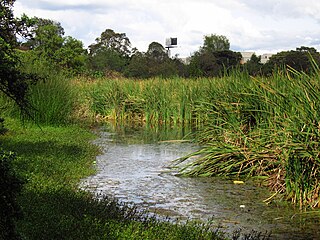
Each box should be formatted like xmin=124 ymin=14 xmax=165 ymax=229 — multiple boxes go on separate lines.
xmin=81 ymin=124 xmax=320 ymax=240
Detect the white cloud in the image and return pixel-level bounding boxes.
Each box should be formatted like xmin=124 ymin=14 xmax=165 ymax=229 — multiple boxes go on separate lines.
xmin=13 ymin=0 xmax=320 ymax=57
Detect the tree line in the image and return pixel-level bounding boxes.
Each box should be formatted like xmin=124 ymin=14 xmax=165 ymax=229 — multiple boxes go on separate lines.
xmin=10 ymin=13 xmax=320 ymax=79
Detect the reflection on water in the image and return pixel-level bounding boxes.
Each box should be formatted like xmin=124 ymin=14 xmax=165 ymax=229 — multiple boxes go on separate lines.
xmin=81 ymin=124 xmax=320 ymax=240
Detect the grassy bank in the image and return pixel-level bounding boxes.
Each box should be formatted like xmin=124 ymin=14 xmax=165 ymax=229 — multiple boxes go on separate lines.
xmin=0 ymin=118 xmax=228 ymax=240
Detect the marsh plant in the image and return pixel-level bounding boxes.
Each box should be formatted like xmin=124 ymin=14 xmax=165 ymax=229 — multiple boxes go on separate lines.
xmin=76 ymin=68 xmax=320 ymax=208
xmin=85 ymin=77 xmax=209 ymax=126
xmin=0 ymin=58 xmax=75 ymax=125
xmin=176 ymin=66 xmax=320 ymax=209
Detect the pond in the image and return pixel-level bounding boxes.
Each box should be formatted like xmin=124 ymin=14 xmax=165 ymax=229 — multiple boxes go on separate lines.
xmin=81 ymin=123 xmax=320 ymax=240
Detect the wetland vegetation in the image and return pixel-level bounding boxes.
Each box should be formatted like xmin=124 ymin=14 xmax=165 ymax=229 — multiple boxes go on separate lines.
xmin=1 ymin=1 xmax=320 ymax=239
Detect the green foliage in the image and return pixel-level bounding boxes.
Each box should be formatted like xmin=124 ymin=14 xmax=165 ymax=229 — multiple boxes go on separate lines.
xmin=85 ymin=77 xmax=209 ymax=125
xmin=0 ymin=149 xmax=24 ymax=240
xmin=0 ymin=52 xmax=76 ymax=126
xmin=0 ymin=117 xmax=5 ymax=134
xmin=30 ymin=19 xmax=64 ymax=57
xmin=89 ymin=28 xmax=132 ymax=57
xmin=87 ymin=48 xmax=128 ymax=73
xmin=52 ymin=36 xmax=86 ymax=73
xmin=87 ymin=29 xmax=132 ymax=75
xmin=0 ymin=0 xmax=39 ymax=118
xmin=20 ymin=17 xmax=86 ymax=74
xmin=124 ymin=52 xmax=150 ymax=78
xmin=201 ymin=34 xmax=230 ymax=52
xmin=263 ymin=46 xmax=320 ymax=75
xmin=124 ymin=44 xmax=182 ymax=78
xmin=189 ymin=50 xmax=241 ymax=77
xmin=243 ymin=53 xmax=263 ymax=76
xmin=175 ymin=68 xmax=320 ymax=208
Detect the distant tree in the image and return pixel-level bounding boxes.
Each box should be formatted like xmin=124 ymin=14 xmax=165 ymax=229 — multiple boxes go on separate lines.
xmin=212 ymin=50 xmax=242 ymax=73
xmin=188 ymin=34 xmax=240 ymax=77
xmin=243 ymin=53 xmax=263 ymax=76
xmin=124 ymin=42 xmax=181 ymax=78
xmin=124 ymin=51 xmax=150 ymax=78
xmin=146 ymin=41 xmax=168 ymax=62
xmin=23 ymin=17 xmax=64 ymax=55
xmin=200 ymin=34 xmax=230 ymax=53
xmin=88 ymin=29 xmax=132 ymax=57
xmin=145 ymin=42 xmax=178 ymax=77
xmin=88 ymin=29 xmax=132 ymax=75
xmin=188 ymin=50 xmax=218 ymax=77
xmin=54 ymin=36 xmax=86 ymax=72
xmin=263 ymin=46 xmax=320 ymax=75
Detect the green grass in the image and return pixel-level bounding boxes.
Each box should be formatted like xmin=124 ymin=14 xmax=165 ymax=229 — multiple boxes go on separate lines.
xmin=0 ymin=118 xmax=228 ymax=240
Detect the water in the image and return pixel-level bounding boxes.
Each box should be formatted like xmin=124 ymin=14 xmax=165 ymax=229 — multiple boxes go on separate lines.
xmin=81 ymin=124 xmax=320 ymax=240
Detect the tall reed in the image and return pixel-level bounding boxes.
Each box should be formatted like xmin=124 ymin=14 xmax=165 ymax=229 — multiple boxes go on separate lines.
xmin=0 ymin=57 xmax=75 ymax=125
xmin=75 ymin=71 xmax=320 ymax=208
xmin=85 ymin=77 xmax=210 ymax=126
xmin=175 ymin=68 xmax=320 ymax=208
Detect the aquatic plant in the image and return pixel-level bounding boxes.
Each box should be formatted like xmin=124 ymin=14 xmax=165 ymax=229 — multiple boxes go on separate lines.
xmin=176 ymin=66 xmax=320 ymax=208
xmin=85 ymin=77 xmax=209 ymax=126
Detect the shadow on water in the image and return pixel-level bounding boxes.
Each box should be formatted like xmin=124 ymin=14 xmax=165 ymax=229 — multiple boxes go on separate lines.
xmin=81 ymin=123 xmax=320 ymax=240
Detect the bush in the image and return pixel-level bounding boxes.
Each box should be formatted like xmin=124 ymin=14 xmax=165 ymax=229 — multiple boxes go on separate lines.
xmin=0 ymin=149 xmax=24 ymax=240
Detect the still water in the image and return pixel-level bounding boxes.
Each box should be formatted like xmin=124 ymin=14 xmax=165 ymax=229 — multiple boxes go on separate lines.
xmin=81 ymin=124 xmax=320 ymax=240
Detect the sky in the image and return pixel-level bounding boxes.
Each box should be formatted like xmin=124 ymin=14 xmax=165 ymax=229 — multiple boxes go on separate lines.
xmin=13 ymin=0 xmax=320 ymax=58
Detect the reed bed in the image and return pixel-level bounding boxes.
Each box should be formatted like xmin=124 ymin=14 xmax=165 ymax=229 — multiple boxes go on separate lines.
xmin=74 ymin=73 xmax=320 ymax=208
xmin=81 ymin=77 xmax=210 ymax=126
xmin=175 ymin=68 xmax=320 ymax=209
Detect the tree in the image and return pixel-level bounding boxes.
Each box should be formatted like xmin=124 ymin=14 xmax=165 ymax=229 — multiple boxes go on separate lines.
xmin=89 ymin=29 xmax=131 ymax=57
xmin=200 ymin=34 xmax=230 ymax=53
xmin=21 ymin=17 xmax=86 ymax=73
xmin=22 ymin=17 xmax=64 ymax=55
xmin=124 ymin=42 xmax=181 ymax=78
xmin=145 ymin=42 xmax=178 ymax=77
xmin=188 ymin=34 xmax=240 ymax=77
xmin=88 ymin=29 xmax=132 ymax=75
xmin=54 ymin=36 xmax=86 ymax=72
xmin=263 ymin=46 xmax=320 ymax=75
xmin=188 ymin=50 xmax=218 ymax=77
xmin=146 ymin=41 xmax=168 ymax=61
xmin=124 ymin=51 xmax=150 ymax=78
xmin=243 ymin=53 xmax=263 ymax=76
xmin=0 ymin=0 xmax=38 ymax=115
xmin=0 ymin=1 xmax=38 ymax=239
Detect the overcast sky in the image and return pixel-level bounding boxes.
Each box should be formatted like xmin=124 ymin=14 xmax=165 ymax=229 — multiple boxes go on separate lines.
xmin=13 ymin=0 xmax=320 ymax=57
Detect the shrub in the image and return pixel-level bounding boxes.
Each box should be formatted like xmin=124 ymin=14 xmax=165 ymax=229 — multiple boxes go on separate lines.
xmin=0 ymin=149 xmax=24 ymax=240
